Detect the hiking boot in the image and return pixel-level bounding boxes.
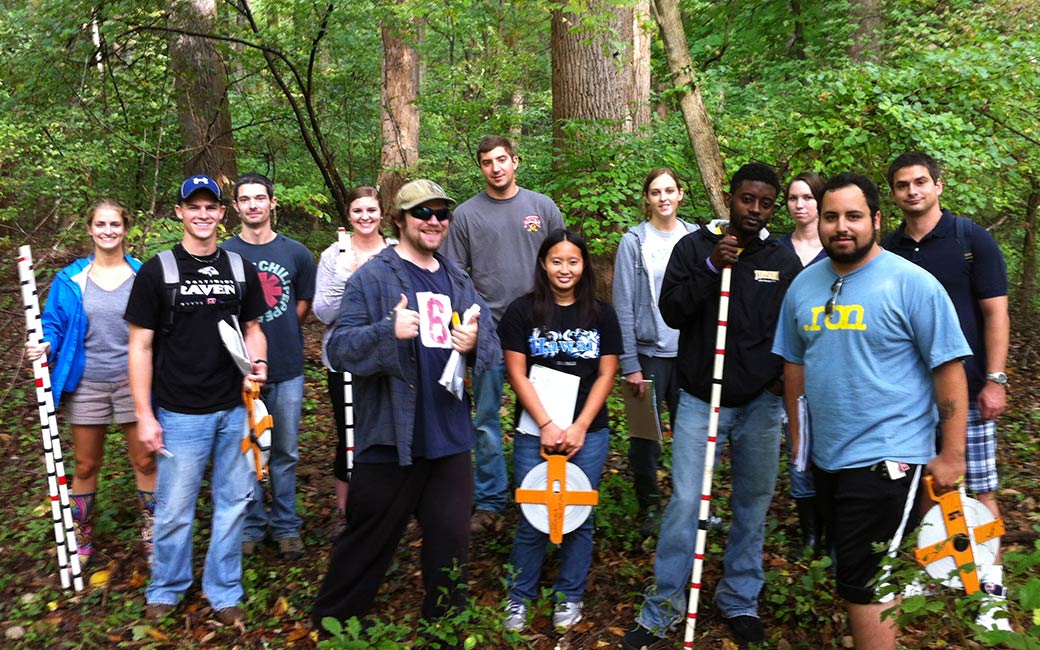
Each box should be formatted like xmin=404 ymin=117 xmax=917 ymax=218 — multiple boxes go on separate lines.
xmin=503 ymin=600 xmax=527 ymax=631
xmin=277 ymin=536 xmax=304 ymax=560
xmin=242 ymin=540 xmax=259 ymax=556
xmin=639 ymin=506 xmax=662 ymax=538
xmin=723 ymin=615 xmax=764 ymax=646
xmin=215 ymin=605 xmax=247 ymax=627
xmin=622 ymin=623 xmax=662 ymax=650
xmin=552 ymin=601 xmax=583 ymax=631
xmin=470 ymin=510 xmax=499 ymax=535
xmin=144 ymin=603 xmax=175 ymax=620
xmin=328 ymin=511 xmax=347 ymax=541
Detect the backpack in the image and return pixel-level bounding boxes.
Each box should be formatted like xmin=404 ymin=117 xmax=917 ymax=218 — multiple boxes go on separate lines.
xmin=952 ymin=215 xmax=975 ymax=268
xmin=156 ymin=248 xmax=247 ymax=334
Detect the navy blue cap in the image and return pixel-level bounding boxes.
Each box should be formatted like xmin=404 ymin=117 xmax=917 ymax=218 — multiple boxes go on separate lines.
xmin=179 ymin=175 xmax=222 ymax=202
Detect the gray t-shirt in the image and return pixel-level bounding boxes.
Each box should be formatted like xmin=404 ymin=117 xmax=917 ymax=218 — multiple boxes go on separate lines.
xmin=82 ymin=275 xmax=133 ymax=381
xmin=441 ymin=187 xmax=564 ymax=323
xmin=643 ymin=223 xmax=685 ymax=357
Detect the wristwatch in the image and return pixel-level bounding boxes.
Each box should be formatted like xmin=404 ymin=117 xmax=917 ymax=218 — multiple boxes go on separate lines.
xmin=985 ymin=372 xmax=1008 ymax=385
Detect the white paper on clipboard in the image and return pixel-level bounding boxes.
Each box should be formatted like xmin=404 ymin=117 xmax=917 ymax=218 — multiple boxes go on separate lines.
xmin=517 ymin=364 xmax=580 ymax=436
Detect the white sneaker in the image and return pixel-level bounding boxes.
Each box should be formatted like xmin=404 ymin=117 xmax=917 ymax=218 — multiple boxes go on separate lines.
xmin=553 ymin=601 xmax=583 ymax=630
xmin=504 ymin=600 xmax=527 ymax=631
xmin=976 ymin=565 xmax=1013 ymax=632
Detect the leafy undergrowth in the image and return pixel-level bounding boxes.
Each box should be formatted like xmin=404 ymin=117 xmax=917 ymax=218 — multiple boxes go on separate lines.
xmin=0 ymin=272 xmax=1037 ymax=649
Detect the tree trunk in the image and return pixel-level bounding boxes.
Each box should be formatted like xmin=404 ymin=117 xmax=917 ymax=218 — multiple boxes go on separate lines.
xmin=629 ymin=0 xmax=653 ymax=130
xmin=848 ymin=0 xmax=882 ymax=62
xmin=168 ymin=0 xmax=238 ymax=214
xmin=378 ymin=17 xmax=420 ymax=219
xmin=1016 ymin=177 xmax=1039 ymax=313
xmin=651 ymin=0 xmax=727 ymax=218
xmin=551 ymin=3 xmax=629 ymax=147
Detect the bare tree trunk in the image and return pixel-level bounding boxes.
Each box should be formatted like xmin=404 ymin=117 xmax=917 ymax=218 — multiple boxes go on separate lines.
xmin=787 ymin=0 xmax=806 ymax=59
xmin=651 ymin=0 xmax=727 ymax=218
xmin=848 ymin=0 xmax=882 ymax=62
xmin=168 ymin=0 xmax=238 ymax=213
xmin=1017 ymin=177 xmax=1039 ymax=312
xmin=551 ymin=3 xmax=629 ymax=147
xmin=629 ymin=0 xmax=652 ymax=130
xmin=379 ymin=17 xmax=419 ymax=218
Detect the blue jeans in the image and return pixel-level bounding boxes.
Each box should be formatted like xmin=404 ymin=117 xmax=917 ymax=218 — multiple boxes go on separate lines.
xmin=783 ymin=420 xmax=816 ymax=499
xmin=472 ymin=364 xmax=508 ymax=512
xmin=507 ymin=428 xmax=610 ymax=604
xmin=638 ymin=390 xmax=782 ymax=631
xmin=245 ymin=375 xmax=304 ymax=541
xmin=147 ymin=407 xmax=253 ymax=610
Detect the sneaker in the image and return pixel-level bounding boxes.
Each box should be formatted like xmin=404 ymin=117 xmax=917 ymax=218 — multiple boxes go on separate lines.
xmin=242 ymin=540 xmax=259 ymax=556
xmin=640 ymin=507 xmax=662 ymax=538
xmin=144 ymin=603 xmax=175 ymax=620
xmin=504 ymin=600 xmax=527 ymax=632
xmin=277 ymin=536 xmax=304 ymax=560
xmin=976 ymin=581 xmax=1013 ymax=632
xmin=552 ymin=601 xmax=583 ymax=630
xmin=215 ymin=605 xmax=248 ymax=627
xmin=73 ymin=520 xmax=93 ymax=566
xmin=622 ymin=623 xmax=662 ymax=650
xmin=723 ymin=615 xmax=764 ymax=645
xmin=470 ymin=510 xmax=500 ymax=535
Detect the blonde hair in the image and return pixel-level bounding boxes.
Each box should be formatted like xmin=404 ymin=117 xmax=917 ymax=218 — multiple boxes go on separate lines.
xmin=88 ymin=199 xmax=131 ymax=251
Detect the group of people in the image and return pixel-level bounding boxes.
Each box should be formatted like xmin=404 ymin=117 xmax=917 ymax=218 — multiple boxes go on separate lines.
xmin=30 ymin=134 xmax=1011 ymax=648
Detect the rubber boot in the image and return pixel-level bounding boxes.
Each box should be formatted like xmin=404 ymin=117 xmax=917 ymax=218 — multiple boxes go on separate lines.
xmin=70 ymin=492 xmax=96 ymax=566
xmin=794 ymin=497 xmax=820 ymax=558
xmin=137 ymin=490 xmax=156 ymax=567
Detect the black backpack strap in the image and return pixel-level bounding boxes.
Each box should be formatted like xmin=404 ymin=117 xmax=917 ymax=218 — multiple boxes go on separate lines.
xmin=157 ymin=249 xmax=179 ymax=335
xmin=225 ymin=250 xmax=247 ymax=316
xmin=953 ymin=216 xmax=974 ymax=266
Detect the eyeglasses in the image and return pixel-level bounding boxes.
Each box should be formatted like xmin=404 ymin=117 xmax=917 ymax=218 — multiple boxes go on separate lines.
xmin=409 ymin=206 xmax=452 ymax=222
xmin=825 ymin=276 xmax=844 ymax=317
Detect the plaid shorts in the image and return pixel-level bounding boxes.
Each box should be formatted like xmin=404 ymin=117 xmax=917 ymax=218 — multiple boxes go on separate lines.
xmin=965 ymin=405 xmax=998 ymax=494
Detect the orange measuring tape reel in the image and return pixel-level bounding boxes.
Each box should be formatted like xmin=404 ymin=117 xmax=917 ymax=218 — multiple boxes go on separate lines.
xmin=515 ymin=451 xmax=599 ymax=544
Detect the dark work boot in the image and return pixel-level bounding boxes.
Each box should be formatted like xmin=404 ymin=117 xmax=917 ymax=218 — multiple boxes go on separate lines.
xmin=794 ymin=497 xmax=820 ymax=558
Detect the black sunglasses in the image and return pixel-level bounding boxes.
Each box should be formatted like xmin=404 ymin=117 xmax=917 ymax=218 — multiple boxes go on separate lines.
xmin=409 ymin=206 xmax=452 ymax=222
xmin=825 ymin=276 xmax=844 ymax=317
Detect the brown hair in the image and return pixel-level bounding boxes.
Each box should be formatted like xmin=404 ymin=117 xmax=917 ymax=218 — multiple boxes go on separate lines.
xmin=785 ymin=172 xmax=824 ymax=202
xmin=476 ymin=135 xmax=517 ymax=163
xmin=88 ymin=199 xmax=131 ymax=252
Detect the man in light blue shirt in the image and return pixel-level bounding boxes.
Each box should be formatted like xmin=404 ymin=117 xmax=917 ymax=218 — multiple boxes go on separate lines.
xmin=773 ymin=172 xmax=969 ymax=650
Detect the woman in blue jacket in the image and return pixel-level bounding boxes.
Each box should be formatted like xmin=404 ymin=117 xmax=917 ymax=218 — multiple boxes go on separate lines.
xmin=26 ymin=199 xmax=156 ymax=566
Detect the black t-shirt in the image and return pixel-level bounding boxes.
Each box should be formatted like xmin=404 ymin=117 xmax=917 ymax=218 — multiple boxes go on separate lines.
xmin=498 ymin=295 xmax=622 ymax=431
xmin=124 ymin=244 xmax=266 ymax=414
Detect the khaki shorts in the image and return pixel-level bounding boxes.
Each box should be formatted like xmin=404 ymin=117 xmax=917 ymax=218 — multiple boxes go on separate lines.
xmin=65 ymin=379 xmax=136 ymax=426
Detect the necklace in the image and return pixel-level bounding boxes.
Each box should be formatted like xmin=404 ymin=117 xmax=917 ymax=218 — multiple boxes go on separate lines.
xmin=186 ymin=248 xmax=222 ymax=264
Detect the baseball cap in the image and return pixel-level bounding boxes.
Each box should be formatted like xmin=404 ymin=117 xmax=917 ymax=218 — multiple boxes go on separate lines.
xmin=179 ymin=175 xmax=222 ymax=202
xmin=396 ymin=179 xmax=455 ymax=211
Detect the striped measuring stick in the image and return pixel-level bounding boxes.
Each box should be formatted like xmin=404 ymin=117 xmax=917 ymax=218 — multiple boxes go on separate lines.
xmin=17 ymin=246 xmax=85 ymax=592
xmin=683 ymin=264 xmax=732 ymax=647
xmin=337 ymin=227 xmax=355 ymax=479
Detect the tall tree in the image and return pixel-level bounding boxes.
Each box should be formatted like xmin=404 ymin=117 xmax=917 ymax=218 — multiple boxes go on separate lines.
xmin=379 ymin=7 xmax=419 ymax=213
xmin=168 ymin=0 xmax=238 ymax=202
xmin=651 ymin=0 xmax=727 ymax=218
xmin=848 ymin=0 xmax=882 ymax=62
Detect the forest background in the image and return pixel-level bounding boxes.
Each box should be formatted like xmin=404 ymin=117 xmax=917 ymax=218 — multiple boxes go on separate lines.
xmin=0 ymin=0 xmax=1039 ymax=649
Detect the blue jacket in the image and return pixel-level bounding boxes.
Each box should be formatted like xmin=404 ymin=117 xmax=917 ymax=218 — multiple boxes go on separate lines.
xmin=612 ymin=219 xmax=699 ymax=376
xmin=326 ymin=247 xmax=502 ymax=466
xmin=41 ymin=254 xmax=143 ymax=406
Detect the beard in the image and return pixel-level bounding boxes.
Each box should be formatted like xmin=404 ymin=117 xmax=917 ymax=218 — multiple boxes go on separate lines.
xmin=825 ymin=237 xmax=874 ymax=265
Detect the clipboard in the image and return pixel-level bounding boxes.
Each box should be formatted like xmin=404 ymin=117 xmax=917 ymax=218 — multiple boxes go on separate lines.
xmin=517 ymin=364 xmax=580 ymax=436
xmin=622 ymin=379 xmax=662 ymax=441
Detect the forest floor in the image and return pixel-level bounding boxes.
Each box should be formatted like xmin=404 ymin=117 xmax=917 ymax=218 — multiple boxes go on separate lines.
xmin=0 ymin=247 xmax=1037 ymax=649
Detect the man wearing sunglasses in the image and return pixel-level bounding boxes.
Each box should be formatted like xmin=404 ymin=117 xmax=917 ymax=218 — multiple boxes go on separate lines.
xmin=313 ymin=179 xmax=502 ymax=629
xmin=773 ymin=173 xmax=970 ymax=650
xmin=441 ymin=135 xmax=564 ymax=536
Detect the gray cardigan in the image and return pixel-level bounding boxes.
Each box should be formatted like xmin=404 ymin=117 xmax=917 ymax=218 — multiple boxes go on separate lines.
xmin=612 ymin=219 xmax=699 ymax=376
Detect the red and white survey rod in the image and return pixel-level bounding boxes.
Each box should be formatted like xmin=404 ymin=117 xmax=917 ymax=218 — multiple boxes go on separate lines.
xmin=683 ymin=264 xmax=732 ymax=648
xmin=17 ymin=245 xmax=84 ymax=592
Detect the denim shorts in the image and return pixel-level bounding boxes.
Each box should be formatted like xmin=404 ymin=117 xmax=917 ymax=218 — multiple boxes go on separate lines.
xmin=65 ymin=378 xmax=135 ymax=425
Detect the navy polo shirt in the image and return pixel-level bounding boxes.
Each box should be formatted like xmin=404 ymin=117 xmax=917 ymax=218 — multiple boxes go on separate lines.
xmin=882 ymin=209 xmax=1007 ymax=397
